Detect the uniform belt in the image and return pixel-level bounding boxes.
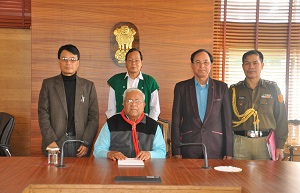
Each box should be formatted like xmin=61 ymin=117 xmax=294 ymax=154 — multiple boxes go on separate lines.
xmin=66 ymin=132 xmax=76 ymax=136
xmin=234 ymin=130 xmax=270 ymax=138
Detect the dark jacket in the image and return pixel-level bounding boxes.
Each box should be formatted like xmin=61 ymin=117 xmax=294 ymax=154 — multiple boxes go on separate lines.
xmin=171 ymin=77 xmax=233 ymax=159
xmin=38 ymin=74 xmax=99 ymax=156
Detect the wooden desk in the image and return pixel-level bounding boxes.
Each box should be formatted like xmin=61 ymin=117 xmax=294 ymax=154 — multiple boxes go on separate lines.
xmin=0 ymin=157 xmax=299 ymax=193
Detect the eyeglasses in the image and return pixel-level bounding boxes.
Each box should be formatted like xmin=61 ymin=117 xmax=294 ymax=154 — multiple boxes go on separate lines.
xmin=193 ymin=60 xmax=211 ymax=66
xmin=127 ymin=59 xmax=141 ymax=64
xmin=60 ymin=57 xmax=79 ymax=63
xmin=125 ymin=99 xmax=143 ymax=104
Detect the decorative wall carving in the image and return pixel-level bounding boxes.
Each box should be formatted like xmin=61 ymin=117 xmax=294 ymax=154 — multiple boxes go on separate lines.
xmin=110 ymin=22 xmax=139 ymax=66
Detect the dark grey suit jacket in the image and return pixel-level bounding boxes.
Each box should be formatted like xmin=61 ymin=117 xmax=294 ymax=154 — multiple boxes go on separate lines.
xmin=171 ymin=77 xmax=233 ymax=159
xmin=38 ymin=74 xmax=99 ymax=156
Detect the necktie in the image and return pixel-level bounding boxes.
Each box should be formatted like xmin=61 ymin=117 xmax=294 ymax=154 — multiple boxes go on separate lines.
xmin=120 ymin=110 xmax=145 ymax=156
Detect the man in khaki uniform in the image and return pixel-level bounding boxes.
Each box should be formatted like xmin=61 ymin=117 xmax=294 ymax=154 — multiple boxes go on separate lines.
xmin=229 ymin=50 xmax=288 ymax=160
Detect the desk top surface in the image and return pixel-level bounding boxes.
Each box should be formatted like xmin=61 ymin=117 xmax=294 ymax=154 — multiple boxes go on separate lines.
xmin=0 ymin=157 xmax=299 ymax=193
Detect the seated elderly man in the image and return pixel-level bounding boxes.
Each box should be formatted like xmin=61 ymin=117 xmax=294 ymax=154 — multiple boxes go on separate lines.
xmin=93 ymin=88 xmax=166 ymax=160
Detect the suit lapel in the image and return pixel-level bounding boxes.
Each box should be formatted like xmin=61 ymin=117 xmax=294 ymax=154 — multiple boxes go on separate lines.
xmin=75 ymin=76 xmax=83 ymax=119
xmin=189 ymin=78 xmax=202 ymax=124
xmin=55 ymin=75 xmax=68 ymax=117
xmin=203 ymin=77 xmax=214 ymax=124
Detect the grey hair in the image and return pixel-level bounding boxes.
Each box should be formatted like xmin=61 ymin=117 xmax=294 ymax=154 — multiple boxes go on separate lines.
xmin=123 ymin=88 xmax=145 ymax=102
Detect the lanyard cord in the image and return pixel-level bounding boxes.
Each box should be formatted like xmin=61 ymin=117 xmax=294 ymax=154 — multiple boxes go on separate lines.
xmin=231 ymin=87 xmax=260 ymax=131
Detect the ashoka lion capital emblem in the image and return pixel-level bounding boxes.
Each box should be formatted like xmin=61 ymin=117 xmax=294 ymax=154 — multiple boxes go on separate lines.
xmin=114 ymin=25 xmax=136 ymax=63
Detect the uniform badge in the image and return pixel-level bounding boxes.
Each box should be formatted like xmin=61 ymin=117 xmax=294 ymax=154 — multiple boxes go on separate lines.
xmin=261 ymin=94 xmax=272 ymax=99
xmin=278 ymin=94 xmax=284 ymax=103
xmin=238 ymin=96 xmax=245 ymax=100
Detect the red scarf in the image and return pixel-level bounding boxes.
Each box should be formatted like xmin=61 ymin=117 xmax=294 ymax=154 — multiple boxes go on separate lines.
xmin=120 ymin=110 xmax=145 ymax=156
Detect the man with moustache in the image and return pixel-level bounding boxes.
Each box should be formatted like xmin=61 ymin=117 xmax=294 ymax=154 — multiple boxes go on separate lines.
xmin=230 ymin=50 xmax=288 ymax=160
xmin=106 ymin=48 xmax=160 ymax=121
xmin=172 ymin=49 xmax=233 ymax=159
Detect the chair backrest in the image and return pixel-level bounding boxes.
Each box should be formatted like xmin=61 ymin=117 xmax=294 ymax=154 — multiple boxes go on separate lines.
xmin=157 ymin=118 xmax=171 ymax=158
xmin=0 ymin=112 xmax=15 ymax=146
xmin=284 ymin=120 xmax=300 ymax=161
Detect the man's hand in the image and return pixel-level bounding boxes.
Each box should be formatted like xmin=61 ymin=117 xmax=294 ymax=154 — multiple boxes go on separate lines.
xmin=47 ymin=142 xmax=60 ymax=153
xmin=173 ymin=155 xmax=182 ymax=159
xmin=76 ymin=145 xmax=88 ymax=157
xmin=136 ymin=151 xmax=151 ymax=161
xmin=275 ymin=148 xmax=284 ymax=161
xmin=47 ymin=141 xmax=59 ymax=148
xmin=107 ymin=151 xmax=127 ymax=161
xmin=223 ymin=156 xmax=233 ymax=160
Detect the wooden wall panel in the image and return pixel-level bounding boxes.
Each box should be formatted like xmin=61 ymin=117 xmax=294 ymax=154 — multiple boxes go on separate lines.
xmin=29 ymin=0 xmax=214 ymax=156
xmin=0 ymin=28 xmax=31 ymax=156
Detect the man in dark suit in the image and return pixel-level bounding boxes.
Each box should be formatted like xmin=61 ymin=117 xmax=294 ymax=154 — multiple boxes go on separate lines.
xmin=171 ymin=49 xmax=233 ymax=159
xmin=38 ymin=44 xmax=99 ymax=157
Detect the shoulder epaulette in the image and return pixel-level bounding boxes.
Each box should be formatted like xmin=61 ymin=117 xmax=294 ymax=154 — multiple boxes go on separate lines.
xmin=230 ymin=81 xmax=243 ymax=88
xmin=263 ymin=79 xmax=277 ymax=86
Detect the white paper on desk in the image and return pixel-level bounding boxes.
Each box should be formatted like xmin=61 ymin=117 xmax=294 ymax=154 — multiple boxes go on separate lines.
xmin=118 ymin=158 xmax=144 ymax=166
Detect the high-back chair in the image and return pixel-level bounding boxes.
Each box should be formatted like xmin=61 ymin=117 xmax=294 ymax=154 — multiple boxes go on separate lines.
xmin=284 ymin=120 xmax=300 ymax=161
xmin=157 ymin=118 xmax=171 ymax=158
xmin=0 ymin=112 xmax=15 ymax=156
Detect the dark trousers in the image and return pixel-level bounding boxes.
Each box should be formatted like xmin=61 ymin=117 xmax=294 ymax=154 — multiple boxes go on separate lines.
xmin=63 ymin=136 xmax=81 ymax=157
